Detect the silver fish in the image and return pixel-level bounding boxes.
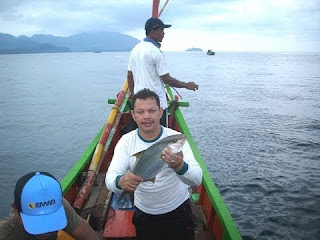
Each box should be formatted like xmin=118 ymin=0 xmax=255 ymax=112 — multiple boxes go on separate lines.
xmin=132 ymin=133 xmax=187 ymax=182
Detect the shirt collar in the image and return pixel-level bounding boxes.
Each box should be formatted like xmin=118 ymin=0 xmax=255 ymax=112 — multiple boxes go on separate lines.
xmin=144 ymin=37 xmax=161 ymax=48
xmin=137 ymin=126 xmax=163 ymax=143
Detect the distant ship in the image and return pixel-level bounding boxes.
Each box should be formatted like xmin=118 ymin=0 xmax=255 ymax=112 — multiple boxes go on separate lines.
xmin=207 ymin=49 xmax=215 ymax=55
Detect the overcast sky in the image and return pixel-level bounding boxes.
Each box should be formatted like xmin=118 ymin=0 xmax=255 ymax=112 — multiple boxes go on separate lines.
xmin=1 ymin=0 xmax=319 ymax=52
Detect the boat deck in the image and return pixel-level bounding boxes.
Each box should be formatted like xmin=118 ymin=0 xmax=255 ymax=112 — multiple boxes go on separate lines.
xmin=58 ymin=85 xmax=242 ymax=240
xmin=73 ymin=172 xmax=215 ymax=239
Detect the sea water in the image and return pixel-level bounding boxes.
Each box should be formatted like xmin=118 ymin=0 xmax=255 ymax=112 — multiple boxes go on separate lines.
xmin=0 ymin=51 xmax=319 ymax=239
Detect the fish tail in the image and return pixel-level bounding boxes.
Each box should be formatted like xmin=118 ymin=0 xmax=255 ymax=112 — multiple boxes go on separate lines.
xmin=117 ymin=191 xmax=134 ymax=209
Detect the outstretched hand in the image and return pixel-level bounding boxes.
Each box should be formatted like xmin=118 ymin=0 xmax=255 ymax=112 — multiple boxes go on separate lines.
xmin=186 ymin=82 xmax=199 ymax=91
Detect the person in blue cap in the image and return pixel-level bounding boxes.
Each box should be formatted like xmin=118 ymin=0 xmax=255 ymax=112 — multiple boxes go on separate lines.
xmin=0 ymin=171 xmax=101 ymax=240
xmin=127 ymin=17 xmax=199 ymax=127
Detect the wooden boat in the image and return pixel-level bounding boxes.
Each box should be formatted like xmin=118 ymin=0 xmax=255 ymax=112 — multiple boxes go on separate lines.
xmin=58 ymin=1 xmax=242 ymax=240
xmin=58 ymin=83 xmax=242 ymax=240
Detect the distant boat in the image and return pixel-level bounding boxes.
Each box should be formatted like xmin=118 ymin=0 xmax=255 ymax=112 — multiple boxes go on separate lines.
xmin=207 ymin=49 xmax=215 ymax=55
xmin=94 ymin=50 xmax=101 ymax=53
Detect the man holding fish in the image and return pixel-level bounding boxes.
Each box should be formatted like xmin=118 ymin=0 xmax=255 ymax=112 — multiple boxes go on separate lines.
xmin=105 ymin=88 xmax=202 ymax=240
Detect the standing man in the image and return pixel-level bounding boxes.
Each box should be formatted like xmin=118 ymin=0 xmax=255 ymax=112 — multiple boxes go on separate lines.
xmin=127 ymin=17 xmax=199 ymax=126
xmin=106 ymin=89 xmax=202 ymax=240
xmin=0 ymin=171 xmax=101 ymax=240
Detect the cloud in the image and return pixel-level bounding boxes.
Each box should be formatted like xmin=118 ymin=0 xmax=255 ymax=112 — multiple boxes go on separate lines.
xmin=163 ymin=0 xmax=320 ymax=51
xmin=0 ymin=0 xmax=151 ymax=35
xmin=0 ymin=0 xmax=319 ymax=51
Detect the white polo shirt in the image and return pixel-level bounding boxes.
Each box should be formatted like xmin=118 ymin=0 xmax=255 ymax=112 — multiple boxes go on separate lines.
xmin=128 ymin=40 xmax=169 ymax=109
xmin=105 ymin=127 xmax=203 ymax=215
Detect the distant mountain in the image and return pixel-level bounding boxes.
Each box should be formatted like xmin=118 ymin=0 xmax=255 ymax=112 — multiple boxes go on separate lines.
xmin=0 ymin=32 xmax=140 ymax=54
xmin=0 ymin=33 xmax=71 ymax=54
xmin=185 ymin=48 xmax=203 ymax=52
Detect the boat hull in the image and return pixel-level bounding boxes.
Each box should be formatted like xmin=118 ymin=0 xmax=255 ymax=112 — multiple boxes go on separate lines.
xmin=60 ymin=83 xmax=242 ymax=240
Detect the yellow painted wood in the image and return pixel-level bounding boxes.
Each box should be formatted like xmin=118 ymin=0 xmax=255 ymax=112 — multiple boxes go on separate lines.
xmin=89 ymin=81 xmax=128 ymax=172
xmin=57 ymin=230 xmax=74 ymax=240
xmin=106 ymin=81 xmax=128 ymax=125
xmin=89 ymin=143 xmax=104 ymax=171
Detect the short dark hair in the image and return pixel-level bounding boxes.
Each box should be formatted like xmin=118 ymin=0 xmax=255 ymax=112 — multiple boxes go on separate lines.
xmin=132 ymin=88 xmax=160 ymax=109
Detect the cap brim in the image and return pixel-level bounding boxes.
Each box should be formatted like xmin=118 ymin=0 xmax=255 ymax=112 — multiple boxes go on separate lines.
xmin=164 ymin=24 xmax=171 ymax=28
xmin=20 ymin=204 xmax=67 ymax=235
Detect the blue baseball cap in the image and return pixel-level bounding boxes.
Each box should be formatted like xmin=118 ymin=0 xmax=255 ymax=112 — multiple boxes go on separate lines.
xmin=14 ymin=172 xmax=67 ymax=234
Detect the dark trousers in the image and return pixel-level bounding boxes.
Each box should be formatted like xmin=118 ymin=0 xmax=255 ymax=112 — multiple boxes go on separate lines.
xmin=160 ymin=108 xmax=168 ymax=127
xmin=132 ymin=200 xmax=194 ymax=240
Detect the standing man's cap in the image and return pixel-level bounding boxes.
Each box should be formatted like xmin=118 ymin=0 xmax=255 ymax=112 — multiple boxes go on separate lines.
xmin=14 ymin=171 xmax=67 ymax=234
xmin=145 ymin=17 xmax=171 ymax=34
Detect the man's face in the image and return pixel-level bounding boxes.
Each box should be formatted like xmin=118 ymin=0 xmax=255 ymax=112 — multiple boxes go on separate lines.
xmin=13 ymin=205 xmax=58 ymax=240
xmin=31 ymin=232 xmax=57 ymax=240
xmin=131 ymin=97 xmax=163 ymax=135
xmin=151 ymin=27 xmax=165 ymax=42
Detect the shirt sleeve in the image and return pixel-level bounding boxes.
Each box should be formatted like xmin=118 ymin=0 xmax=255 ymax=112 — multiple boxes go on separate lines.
xmin=177 ymin=141 xmax=202 ymax=187
xmin=0 ymin=215 xmax=23 ymax=240
xmin=105 ymin=136 xmax=131 ymax=194
xmin=128 ymin=52 xmax=133 ymax=71
xmin=63 ymin=198 xmax=83 ymax=234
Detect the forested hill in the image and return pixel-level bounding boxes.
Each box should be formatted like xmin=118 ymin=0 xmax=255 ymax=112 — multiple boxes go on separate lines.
xmin=0 ymin=32 xmax=140 ymax=54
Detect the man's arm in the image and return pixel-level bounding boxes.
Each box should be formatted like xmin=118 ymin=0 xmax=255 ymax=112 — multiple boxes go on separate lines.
xmin=63 ymin=198 xmax=101 ymax=240
xmin=162 ymin=142 xmax=202 ymax=187
xmin=161 ymin=73 xmax=198 ymax=91
xmin=70 ymin=219 xmax=101 ymax=240
xmin=127 ymin=70 xmax=134 ymax=98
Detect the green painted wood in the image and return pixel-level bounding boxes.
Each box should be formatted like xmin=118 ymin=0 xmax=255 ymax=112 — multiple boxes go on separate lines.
xmin=61 ymin=91 xmax=130 ymax=194
xmin=166 ymin=86 xmax=242 ymax=240
xmin=108 ymin=98 xmax=189 ymax=108
xmin=61 ymin=127 xmax=104 ymax=194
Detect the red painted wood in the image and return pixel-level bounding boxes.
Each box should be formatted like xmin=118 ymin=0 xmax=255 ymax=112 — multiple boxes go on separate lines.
xmin=197 ymin=184 xmax=224 ymax=240
xmin=152 ymin=0 xmax=160 ymax=17
xmin=103 ymin=210 xmax=136 ymax=238
xmin=213 ymin=214 xmax=224 ymax=240
xmin=73 ymin=172 xmax=95 ymax=210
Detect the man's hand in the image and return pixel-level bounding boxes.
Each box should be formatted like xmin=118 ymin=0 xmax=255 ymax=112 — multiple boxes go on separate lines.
xmin=162 ymin=147 xmax=184 ymax=172
xmin=185 ymin=82 xmax=199 ymax=91
xmin=119 ymin=173 xmax=143 ymax=192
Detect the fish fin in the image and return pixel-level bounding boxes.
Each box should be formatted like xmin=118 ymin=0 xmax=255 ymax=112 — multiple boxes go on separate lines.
xmin=132 ymin=150 xmax=145 ymax=169
xmin=132 ymin=150 xmax=144 ymax=159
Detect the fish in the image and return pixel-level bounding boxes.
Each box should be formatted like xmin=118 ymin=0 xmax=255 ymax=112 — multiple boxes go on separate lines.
xmin=117 ymin=134 xmax=187 ymax=208
xmin=132 ymin=133 xmax=187 ymax=182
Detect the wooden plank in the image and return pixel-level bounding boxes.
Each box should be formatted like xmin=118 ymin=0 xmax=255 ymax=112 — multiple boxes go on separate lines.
xmin=195 ymin=231 xmax=215 ymax=240
xmin=82 ymin=174 xmax=105 ymax=211
xmin=103 ymin=210 xmax=136 ymax=238
xmin=75 ymin=173 xmax=112 ymax=233
xmin=192 ymin=204 xmax=207 ymax=231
